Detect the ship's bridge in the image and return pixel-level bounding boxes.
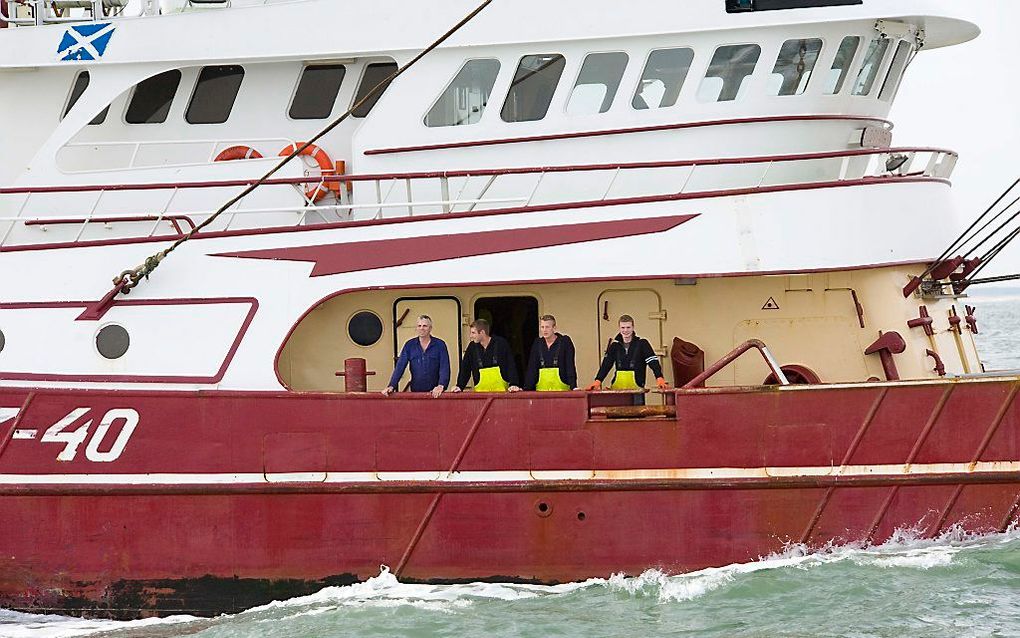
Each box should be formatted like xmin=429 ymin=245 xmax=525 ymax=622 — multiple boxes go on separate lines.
xmin=0 ymin=0 xmax=980 ymax=245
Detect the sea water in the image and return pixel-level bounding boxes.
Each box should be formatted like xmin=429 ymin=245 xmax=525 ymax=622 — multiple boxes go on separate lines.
xmin=4 ymin=289 xmax=1020 ymax=638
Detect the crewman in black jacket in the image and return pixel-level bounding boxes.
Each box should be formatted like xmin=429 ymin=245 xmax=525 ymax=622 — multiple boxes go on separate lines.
xmin=452 ymin=319 xmax=521 ymax=393
xmin=524 ymin=315 xmax=577 ymax=391
xmin=586 ymin=314 xmax=668 ymax=402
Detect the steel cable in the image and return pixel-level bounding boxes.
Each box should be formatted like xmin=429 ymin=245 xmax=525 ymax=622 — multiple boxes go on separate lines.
xmin=917 ymin=177 xmax=1020 ymax=282
xmin=112 ymin=0 xmax=495 ymax=294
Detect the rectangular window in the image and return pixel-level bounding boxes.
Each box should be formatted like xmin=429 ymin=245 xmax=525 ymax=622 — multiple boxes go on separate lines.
xmin=352 ymin=62 xmax=398 ymax=118
xmin=63 ymin=71 xmax=90 ymax=119
xmin=697 ymin=44 xmax=761 ymax=102
xmin=501 ymin=54 xmax=566 ymax=123
xmin=852 ymin=39 xmax=890 ymax=96
xmin=567 ymin=52 xmax=628 ymax=116
xmin=290 ymin=64 xmax=346 ymax=120
xmin=186 ymin=65 xmax=244 ymax=124
xmin=126 ymin=70 xmax=182 ymax=124
xmin=633 ymin=48 xmax=695 ymax=110
xmin=825 ymin=36 xmax=860 ymax=94
xmin=768 ymin=38 xmax=822 ymax=96
xmin=879 ymin=41 xmax=913 ymax=102
xmin=425 ymin=59 xmax=500 ymax=127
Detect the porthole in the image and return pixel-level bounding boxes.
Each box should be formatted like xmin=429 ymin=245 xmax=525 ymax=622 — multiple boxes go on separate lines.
xmin=348 ymin=311 xmax=383 ymax=347
xmin=96 ymin=324 xmax=130 ymax=360
xmin=0 ymin=329 xmax=5 ymax=354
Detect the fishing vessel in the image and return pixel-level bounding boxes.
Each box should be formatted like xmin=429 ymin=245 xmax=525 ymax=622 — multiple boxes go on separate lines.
xmin=0 ymin=0 xmax=1015 ymax=619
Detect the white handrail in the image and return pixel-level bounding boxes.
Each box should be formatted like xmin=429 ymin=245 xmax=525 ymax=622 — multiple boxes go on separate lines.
xmin=59 ymin=137 xmax=299 ymax=173
xmin=0 ymin=149 xmax=958 ymax=248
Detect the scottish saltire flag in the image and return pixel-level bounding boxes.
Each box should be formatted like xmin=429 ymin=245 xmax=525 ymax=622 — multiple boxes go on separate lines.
xmin=57 ymin=23 xmax=116 ymax=61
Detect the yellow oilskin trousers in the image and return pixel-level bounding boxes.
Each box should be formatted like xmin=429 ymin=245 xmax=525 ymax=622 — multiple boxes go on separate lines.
xmin=536 ymin=367 xmax=571 ymax=391
xmin=475 ymin=366 xmax=510 ymax=392
xmin=611 ymin=370 xmax=640 ymax=390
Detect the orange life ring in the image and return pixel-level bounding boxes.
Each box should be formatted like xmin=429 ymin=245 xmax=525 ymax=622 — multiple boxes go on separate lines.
xmin=279 ymin=143 xmax=335 ymax=203
xmin=214 ymin=146 xmax=264 ymax=162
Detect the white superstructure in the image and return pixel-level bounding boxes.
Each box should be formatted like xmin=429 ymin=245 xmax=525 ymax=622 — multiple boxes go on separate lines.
xmin=0 ymin=0 xmax=986 ymax=392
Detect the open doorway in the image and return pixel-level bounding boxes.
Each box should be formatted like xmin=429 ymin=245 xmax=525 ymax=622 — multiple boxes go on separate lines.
xmin=473 ymin=296 xmax=538 ymax=380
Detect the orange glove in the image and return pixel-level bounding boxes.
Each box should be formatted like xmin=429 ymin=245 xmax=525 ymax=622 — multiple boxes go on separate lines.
xmin=585 ymin=380 xmax=602 ymax=391
xmin=656 ymin=377 xmax=669 ymax=391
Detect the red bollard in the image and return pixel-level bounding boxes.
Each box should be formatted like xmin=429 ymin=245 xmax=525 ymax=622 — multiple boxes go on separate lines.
xmin=335 ymin=358 xmax=376 ymax=393
xmin=864 ymin=332 xmax=907 ymax=381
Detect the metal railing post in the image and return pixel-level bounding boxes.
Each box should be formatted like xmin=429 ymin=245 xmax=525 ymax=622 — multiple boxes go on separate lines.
xmin=440 ymin=176 xmax=451 ymax=214
xmin=74 ymin=189 xmax=105 ymax=242
xmin=149 ymin=187 xmax=179 ymax=237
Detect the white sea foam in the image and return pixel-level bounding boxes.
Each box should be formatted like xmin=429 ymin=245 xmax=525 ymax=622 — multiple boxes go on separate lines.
xmin=0 ymin=609 xmax=197 ymax=638
xmin=4 ymin=529 xmax=1020 ymax=636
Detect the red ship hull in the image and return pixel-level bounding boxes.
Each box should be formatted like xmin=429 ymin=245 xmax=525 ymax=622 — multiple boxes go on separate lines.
xmin=1 ymin=378 xmax=1019 ymax=618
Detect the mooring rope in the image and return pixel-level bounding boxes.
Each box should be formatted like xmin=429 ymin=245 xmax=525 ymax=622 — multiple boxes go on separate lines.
xmin=112 ymin=0 xmax=494 ymax=294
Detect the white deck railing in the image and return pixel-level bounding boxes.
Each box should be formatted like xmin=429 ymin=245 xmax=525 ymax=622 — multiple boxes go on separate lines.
xmin=0 ymin=147 xmax=958 ymax=249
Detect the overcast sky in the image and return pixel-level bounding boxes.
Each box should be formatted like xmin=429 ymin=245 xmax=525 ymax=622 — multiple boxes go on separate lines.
xmin=893 ymin=2 xmax=1020 ymax=279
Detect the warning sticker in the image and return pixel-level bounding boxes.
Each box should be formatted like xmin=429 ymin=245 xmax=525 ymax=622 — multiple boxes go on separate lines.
xmin=762 ymin=297 xmax=780 ymax=310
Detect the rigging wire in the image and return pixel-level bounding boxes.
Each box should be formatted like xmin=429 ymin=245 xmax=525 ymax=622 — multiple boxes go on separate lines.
xmin=966 ymin=273 xmax=1020 ymax=287
xmin=112 ymin=0 xmax=495 ymax=295
xmin=916 ymin=176 xmax=1020 ymax=282
xmin=961 ymin=194 xmax=1020 ymax=259
xmin=965 ymin=223 xmax=1020 ymax=284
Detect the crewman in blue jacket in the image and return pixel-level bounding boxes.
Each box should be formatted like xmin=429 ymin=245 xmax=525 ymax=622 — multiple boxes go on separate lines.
xmin=383 ymin=315 xmax=451 ymax=398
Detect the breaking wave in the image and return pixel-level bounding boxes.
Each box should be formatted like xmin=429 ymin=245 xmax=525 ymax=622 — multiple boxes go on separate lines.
xmin=4 ymin=526 xmax=1018 ymax=638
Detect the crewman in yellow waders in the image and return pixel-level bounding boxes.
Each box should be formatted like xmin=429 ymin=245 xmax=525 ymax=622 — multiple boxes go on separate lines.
xmin=586 ymin=314 xmax=668 ymax=404
xmin=523 ymin=315 xmax=577 ymax=391
xmin=452 ymin=319 xmax=522 ymax=393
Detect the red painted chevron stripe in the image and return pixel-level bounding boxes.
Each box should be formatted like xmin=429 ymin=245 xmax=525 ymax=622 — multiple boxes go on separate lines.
xmin=216 ymin=215 xmax=696 ymax=277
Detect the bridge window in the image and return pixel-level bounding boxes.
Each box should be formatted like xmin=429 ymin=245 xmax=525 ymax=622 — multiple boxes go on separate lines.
xmin=186 ymin=65 xmax=244 ymax=124
xmin=126 ymin=70 xmax=182 ymax=124
xmin=290 ymin=64 xmax=347 ymax=120
xmin=63 ymin=71 xmax=90 ymax=119
xmin=501 ymin=54 xmax=566 ymax=123
xmin=633 ymin=48 xmax=694 ymax=110
xmin=352 ymin=62 xmax=398 ymax=118
xmin=768 ymin=38 xmax=822 ymax=96
xmin=852 ymin=39 xmax=890 ymax=96
xmin=425 ymin=59 xmax=500 ymax=127
xmin=825 ymin=36 xmax=860 ymax=94
xmin=879 ymin=41 xmax=913 ymax=102
xmin=698 ymin=44 xmax=761 ymax=102
xmin=567 ymin=52 xmax=628 ymax=115
xmin=63 ymin=71 xmax=108 ymax=125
